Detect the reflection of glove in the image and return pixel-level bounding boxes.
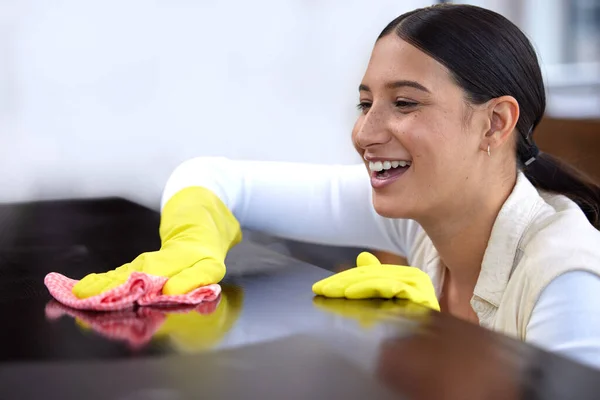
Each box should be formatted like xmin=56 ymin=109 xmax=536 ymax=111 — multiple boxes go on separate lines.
xmin=313 ymin=297 xmax=432 ymax=328
xmin=153 ymin=285 xmax=244 ymax=352
xmin=72 ymin=186 xmax=242 ymax=299
xmin=312 ymin=252 xmax=440 ymax=311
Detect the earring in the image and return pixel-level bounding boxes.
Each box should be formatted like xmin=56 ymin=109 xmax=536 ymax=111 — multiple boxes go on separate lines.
xmin=487 ymin=144 xmax=491 ymax=157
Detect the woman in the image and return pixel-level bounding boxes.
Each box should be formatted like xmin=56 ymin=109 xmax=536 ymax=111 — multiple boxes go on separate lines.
xmin=72 ymin=4 xmax=600 ymax=367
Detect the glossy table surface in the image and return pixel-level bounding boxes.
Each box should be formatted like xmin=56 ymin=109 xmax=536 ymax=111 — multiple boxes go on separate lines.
xmin=0 ymin=197 xmax=599 ymax=399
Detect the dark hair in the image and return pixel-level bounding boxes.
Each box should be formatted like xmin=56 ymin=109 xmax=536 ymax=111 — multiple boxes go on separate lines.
xmin=378 ymin=4 xmax=600 ymax=228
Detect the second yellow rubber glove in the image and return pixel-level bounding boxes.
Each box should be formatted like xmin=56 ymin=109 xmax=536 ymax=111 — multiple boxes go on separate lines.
xmin=72 ymin=186 xmax=242 ymax=299
xmin=312 ymin=252 xmax=440 ymax=311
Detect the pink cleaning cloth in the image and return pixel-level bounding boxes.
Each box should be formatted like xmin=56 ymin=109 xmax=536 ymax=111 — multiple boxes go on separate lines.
xmin=45 ymin=298 xmax=221 ymax=349
xmin=44 ymin=271 xmax=221 ymax=311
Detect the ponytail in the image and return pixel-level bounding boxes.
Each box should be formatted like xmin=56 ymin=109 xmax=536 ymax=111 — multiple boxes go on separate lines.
xmin=522 ymin=151 xmax=600 ymax=229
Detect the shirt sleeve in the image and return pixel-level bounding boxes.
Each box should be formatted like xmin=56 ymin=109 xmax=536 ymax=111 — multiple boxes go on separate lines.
xmin=526 ymin=270 xmax=600 ymax=370
xmin=161 ymin=156 xmax=421 ymax=258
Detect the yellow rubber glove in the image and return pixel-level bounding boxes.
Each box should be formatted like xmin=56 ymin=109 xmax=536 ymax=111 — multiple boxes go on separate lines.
xmin=72 ymin=186 xmax=242 ymax=298
xmin=312 ymin=252 xmax=440 ymax=311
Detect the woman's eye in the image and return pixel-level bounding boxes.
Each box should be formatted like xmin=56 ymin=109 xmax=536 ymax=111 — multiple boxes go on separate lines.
xmin=356 ymin=102 xmax=372 ymax=113
xmin=395 ymin=100 xmax=418 ymax=108
xmin=356 ymin=100 xmax=417 ymax=114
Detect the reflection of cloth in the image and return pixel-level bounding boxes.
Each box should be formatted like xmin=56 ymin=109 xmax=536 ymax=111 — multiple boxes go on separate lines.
xmin=44 ymin=271 xmax=221 ymax=311
xmin=45 ymin=298 xmax=220 ymax=349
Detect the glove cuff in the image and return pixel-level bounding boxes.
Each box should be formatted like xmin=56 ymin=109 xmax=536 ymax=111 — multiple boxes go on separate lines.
xmin=159 ymin=186 xmax=242 ymax=260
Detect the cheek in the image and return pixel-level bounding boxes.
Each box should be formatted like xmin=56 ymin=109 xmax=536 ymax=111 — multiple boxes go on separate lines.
xmin=415 ymin=112 xmax=464 ymax=161
xmin=391 ymin=113 xmax=435 ymax=159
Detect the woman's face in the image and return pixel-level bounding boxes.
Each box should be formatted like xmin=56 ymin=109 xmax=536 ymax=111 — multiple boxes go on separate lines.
xmin=352 ymin=34 xmax=492 ymax=221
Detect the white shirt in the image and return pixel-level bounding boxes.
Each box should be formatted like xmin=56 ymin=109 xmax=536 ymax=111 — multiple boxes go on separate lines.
xmin=161 ymin=157 xmax=600 ymax=370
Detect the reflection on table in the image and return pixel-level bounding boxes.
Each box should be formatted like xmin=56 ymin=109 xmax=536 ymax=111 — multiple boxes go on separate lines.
xmin=1 ymin=197 xmax=600 ymax=400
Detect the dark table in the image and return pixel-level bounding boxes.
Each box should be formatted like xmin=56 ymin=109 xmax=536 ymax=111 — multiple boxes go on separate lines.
xmin=0 ymin=198 xmax=599 ymax=399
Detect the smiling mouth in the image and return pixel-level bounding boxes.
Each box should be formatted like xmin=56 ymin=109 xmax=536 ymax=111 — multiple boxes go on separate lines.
xmin=369 ymin=160 xmax=411 ymax=179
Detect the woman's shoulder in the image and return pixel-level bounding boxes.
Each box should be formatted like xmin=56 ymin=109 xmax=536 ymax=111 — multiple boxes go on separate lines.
xmin=520 ymin=189 xmax=600 ymax=279
xmin=531 ymin=189 xmax=599 ymax=239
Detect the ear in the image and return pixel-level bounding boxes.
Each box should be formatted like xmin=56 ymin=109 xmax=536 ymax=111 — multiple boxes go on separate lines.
xmin=480 ymin=96 xmax=520 ymax=153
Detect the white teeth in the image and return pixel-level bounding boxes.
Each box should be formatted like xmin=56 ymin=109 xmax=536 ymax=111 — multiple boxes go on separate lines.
xmin=368 ymin=160 xmax=411 ymax=172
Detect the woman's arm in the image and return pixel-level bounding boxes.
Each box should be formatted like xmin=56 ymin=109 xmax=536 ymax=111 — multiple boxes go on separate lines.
xmin=526 ymin=270 xmax=600 ymax=370
xmin=161 ymin=157 xmax=420 ymax=258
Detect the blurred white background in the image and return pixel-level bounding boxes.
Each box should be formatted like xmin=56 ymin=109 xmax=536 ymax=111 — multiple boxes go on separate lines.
xmin=0 ymin=0 xmax=598 ymax=209
xmin=0 ymin=0 xmax=432 ymax=208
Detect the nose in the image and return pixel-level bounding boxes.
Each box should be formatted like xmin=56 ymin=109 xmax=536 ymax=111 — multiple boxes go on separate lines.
xmin=353 ymin=107 xmax=392 ymax=149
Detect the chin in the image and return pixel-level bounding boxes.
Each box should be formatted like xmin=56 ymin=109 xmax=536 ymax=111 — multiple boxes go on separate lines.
xmin=371 ymin=193 xmax=413 ymax=219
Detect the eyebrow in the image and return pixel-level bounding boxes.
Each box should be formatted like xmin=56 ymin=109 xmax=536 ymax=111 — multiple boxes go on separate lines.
xmin=359 ymin=80 xmax=431 ymax=94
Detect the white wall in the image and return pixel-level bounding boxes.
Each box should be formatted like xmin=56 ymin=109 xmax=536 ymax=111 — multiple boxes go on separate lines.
xmin=0 ymin=0 xmax=431 ymax=209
